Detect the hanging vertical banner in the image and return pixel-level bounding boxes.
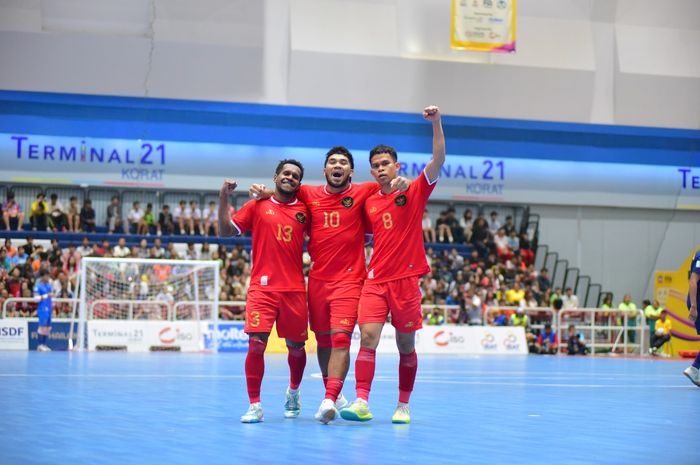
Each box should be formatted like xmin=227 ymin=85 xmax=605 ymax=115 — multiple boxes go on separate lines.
xmin=451 ymin=0 xmax=516 ymax=53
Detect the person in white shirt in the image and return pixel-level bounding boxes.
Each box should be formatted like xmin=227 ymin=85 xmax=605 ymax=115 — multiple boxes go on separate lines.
xmin=112 ymin=237 xmax=131 ymax=258
xmin=173 ymin=200 xmax=189 ymax=235
xmin=190 ymin=200 xmax=203 ymax=235
xmin=203 ymin=201 xmax=219 ymax=236
xmin=127 ymin=201 xmax=144 ymax=234
xmin=78 ymin=237 xmax=93 ymax=257
xmin=562 ymin=287 xmax=579 ymax=309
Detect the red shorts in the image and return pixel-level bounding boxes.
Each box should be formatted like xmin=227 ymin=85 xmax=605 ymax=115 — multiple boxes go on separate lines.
xmin=245 ymin=288 xmax=308 ymax=341
xmin=358 ymin=276 xmax=423 ymax=333
xmin=308 ymin=277 xmax=362 ymax=333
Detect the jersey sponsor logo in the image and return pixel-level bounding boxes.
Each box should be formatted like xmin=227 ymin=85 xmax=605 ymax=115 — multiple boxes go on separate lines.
xmin=369 ymin=206 xmax=378 ymax=214
xmin=339 ymin=318 xmax=352 ymax=326
xmin=296 ymin=212 xmax=306 ymax=223
xmin=265 ymin=208 xmax=275 ymax=216
xmin=341 ymin=196 xmax=354 ymax=208
xmin=312 ymin=201 xmax=321 ymax=206
xmin=404 ymin=320 xmax=415 ymax=328
xmin=394 ymin=195 xmax=407 ymax=206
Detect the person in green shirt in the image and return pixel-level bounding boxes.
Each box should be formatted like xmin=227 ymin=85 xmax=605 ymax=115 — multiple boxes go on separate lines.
xmin=643 ymin=299 xmax=664 ymax=345
xmin=618 ymin=294 xmax=638 ymax=344
xmin=426 ymin=308 xmax=445 ymax=326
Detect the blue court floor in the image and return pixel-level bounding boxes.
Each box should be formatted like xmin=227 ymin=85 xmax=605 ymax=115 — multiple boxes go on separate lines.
xmin=0 ymin=352 xmax=697 ymax=465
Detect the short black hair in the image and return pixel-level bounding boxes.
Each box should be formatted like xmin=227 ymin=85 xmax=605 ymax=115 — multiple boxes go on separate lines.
xmin=39 ymin=269 xmax=49 ymax=278
xmin=369 ymin=144 xmax=398 ymax=163
xmin=275 ymin=159 xmax=304 ymax=181
xmin=325 ymin=146 xmax=354 ymax=169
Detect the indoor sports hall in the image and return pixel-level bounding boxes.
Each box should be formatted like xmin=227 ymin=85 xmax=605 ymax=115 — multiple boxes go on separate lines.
xmin=0 ymin=2 xmax=698 ymax=465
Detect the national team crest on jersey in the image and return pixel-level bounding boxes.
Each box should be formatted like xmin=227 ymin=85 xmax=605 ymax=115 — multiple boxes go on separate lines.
xmin=395 ymin=195 xmax=407 ymax=206
xmin=341 ymin=197 xmax=354 ymax=208
xmin=295 ymin=212 xmax=306 ymax=224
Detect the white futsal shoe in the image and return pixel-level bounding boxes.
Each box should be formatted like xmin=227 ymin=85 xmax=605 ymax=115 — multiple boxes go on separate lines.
xmin=683 ymin=366 xmax=700 ymax=387
xmin=37 ymin=345 xmax=51 ymax=352
xmin=240 ymin=402 xmax=264 ymax=423
xmin=334 ymin=393 xmax=350 ymax=410
xmin=283 ymin=387 xmax=301 ymax=418
xmin=314 ymin=399 xmax=338 ymax=424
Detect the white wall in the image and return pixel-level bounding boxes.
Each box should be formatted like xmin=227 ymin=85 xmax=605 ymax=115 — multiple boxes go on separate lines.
xmin=536 ymin=205 xmax=700 ymax=304
xmin=0 ymin=0 xmax=698 ymax=129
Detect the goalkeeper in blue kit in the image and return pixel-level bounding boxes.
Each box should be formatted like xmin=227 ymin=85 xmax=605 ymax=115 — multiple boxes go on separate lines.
xmin=34 ymin=269 xmax=54 ymax=352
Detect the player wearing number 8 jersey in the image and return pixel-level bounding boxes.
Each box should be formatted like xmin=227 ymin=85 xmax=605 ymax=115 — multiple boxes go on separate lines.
xmin=219 ymin=159 xmax=310 ymax=423
xmin=340 ymin=105 xmax=445 ymax=424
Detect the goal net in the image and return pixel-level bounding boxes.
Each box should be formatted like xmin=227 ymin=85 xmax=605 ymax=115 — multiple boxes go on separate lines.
xmin=74 ymin=257 xmax=219 ymax=352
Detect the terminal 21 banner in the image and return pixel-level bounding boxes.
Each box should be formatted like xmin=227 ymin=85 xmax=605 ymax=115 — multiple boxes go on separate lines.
xmin=1 ymin=133 xmax=698 ymax=210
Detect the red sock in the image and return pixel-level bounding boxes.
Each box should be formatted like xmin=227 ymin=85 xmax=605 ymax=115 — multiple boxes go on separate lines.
xmin=287 ymin=345 xmax=306 ymax=390
xmin=355 ymin=347 xmax=376 ymax=401
xmin=245 ymin=338 xmax=267 ymax=403
xmin=398 ymin=351 xmax=417 ymax=403
xmin=324 ymin=377 xmax=344 ymax=402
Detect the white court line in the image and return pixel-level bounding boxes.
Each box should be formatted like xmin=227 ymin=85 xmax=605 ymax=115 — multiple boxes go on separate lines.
xmin=1 ymin=373 xmax=688 ymax=389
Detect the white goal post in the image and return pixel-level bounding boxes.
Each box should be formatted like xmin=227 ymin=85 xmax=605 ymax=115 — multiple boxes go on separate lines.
xmin=74 ymin=257 xmax=220 ymax=352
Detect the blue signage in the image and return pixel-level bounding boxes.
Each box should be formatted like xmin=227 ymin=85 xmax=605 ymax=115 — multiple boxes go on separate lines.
xmin=28 ymin=322 xmax=78 ymax=351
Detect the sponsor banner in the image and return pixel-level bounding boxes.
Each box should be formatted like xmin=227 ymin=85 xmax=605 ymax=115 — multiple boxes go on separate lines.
xmin=451 ymin=0 xmax=516 ymax=53
xmin=0 ymin=319 xmax=29 ymax=350
xmin=28 ymin=321 xmax=78 ymax=351
xmin=2 ymin=133 xmax=697 ymax=210
xmin=204 ymin=322 xmax=249 ymax=353
xmin=88 ymin=321 xmax=202 ymax=351
xmin=350 ymin=325 xmax=526 ymax=355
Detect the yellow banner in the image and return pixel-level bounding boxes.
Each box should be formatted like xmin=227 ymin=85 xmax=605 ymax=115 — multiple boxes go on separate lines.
xmin=654 ymin=247 xmax=700 ymax=356
xmin=451 ymin=0 xmax=516 ymax=53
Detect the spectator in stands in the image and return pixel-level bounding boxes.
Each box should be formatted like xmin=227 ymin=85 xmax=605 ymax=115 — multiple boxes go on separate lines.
xmin=30 ymin=193 xmax=48 ymax=223
xmin=459 ymin=209 xmax=473 ymax=243
xmin=506 ymin=281 xmax=525 ymax=306
xmin=492 ymin=310 xmax=508 ymax=326
xmin=166 ymin=243 xmax=181 ymax=259
xmin=151 ymin=238 xmax=166 ymax=258
xmin=507 ymin=230 xmax=519 ymax=252
xmin=510 ymin=307 xmax=529 ymax=328
xmin=31 ymin=203 xmax=50 ymax=231
xmin=14 ymin=246 xmax=28 ymax=267
xmin=107 ymin=195 xmax=125 ymax=234
xmin=650 ymin=310 xmax=672 ymax=356
xmin=643 ymin=299 xmax=664 ymax=345
xmin=537 ymin=268 xmax=551 ymax=293
xmin=550 ymin=287 xmax=563 ymax=310
xmin=80 ymin=199 xmax=96 ymax=233
xmin=488 ymin=211 xmax=501 ymax=235
xmin=184 ymin=242 xmax=200 ymax=260
xmin=562 ymin=287 xmax=579 ymax=309
xmin=3 ymin=192 xmax=25 ymax=231
xmin=426 ymin=307 xmax=445 ymax=325
xmin=48 ymin=193 xmax=67 ymax=231
xmin=494 ymin=228 xmax=511 ymax=261
xmin=139 ymin=203 xmax=155 ymax=235
xmin=203 ymin=201 xmax=219 ymax=236
xmin=113 ymin=237 xmax=130 ymax=258
xmin=78 ymin=237 xmax=92 ymax=256
xmin=470 ymin=216 xmax=490 ymax=257
xmin=190 ymin=200 xmax=203 ymax=235
xmin=127 ymin=201 xmax=144 ymax=234
xmin=200 ymin=242 xmax=212 ymax=260
xmin=436 ymin=210 xmax=454 ymax=243
xmin=157 ymin=205 xmax=174 ymax=236
xmin=503 ymin=215 xmax=515 ymax=236
xmin=600 ymin=292 xmax=614 ymax=324
xmin=446 ymin=208 xmax=463 ymax=243
xmin=173 ymin=200 xmax=189 ymax=235
xmin=422 ymin=209 xmax=436 ymax=243
xmin=535 ymin=323 xmax=558 ymax=354
xmin=566 ymin=324 xmax=588 ymax=355
xmin=67 ymin=196 xmax=80 ymax=232
xmin=618 ymin=293 xmax=638 ymax=343
xmin=137 ymin=239 xmax=150 ymax=258
xmin=519 ymin=232 xmax=535 ymax=265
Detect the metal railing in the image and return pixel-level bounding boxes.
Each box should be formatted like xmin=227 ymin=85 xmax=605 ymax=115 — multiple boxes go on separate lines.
xmin=2 ymin=297 xmax=79 ymax=319
xmin=557 ymin=308 xmax=646 ymax=355
xmin=483 ymin=306 xmax=556 ymax=335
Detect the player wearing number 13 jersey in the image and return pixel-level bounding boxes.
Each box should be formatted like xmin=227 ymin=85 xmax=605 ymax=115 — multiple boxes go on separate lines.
xmin=340 ymin=105 xmax=445 ymax=425
xmin=219 ymin=159 xmax=310 ymax=424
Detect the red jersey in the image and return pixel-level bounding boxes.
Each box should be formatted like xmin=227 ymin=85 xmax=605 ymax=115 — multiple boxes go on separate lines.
xmin=298 ymin=182 xmax=376 ymax=281
xmin=231 ymin=196 xmax=309 ymax=291
xmin=364 ymin=170 xmax=437 ymax=283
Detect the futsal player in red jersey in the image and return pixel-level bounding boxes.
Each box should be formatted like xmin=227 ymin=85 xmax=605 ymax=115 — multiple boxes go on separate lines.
xmin=340 ymin=105 xmax=445 ymax=424
xmin=218 ymin=159 xmax=310 ymax=423
xmin=250 ymin=148 xmax=410 ymax=423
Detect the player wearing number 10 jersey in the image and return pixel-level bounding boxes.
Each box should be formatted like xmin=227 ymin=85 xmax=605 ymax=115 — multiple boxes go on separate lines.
xmin=340 ymin=105 xmax=445 ymax=425
xmin=219 ymin=159 xmax=310 ymax=424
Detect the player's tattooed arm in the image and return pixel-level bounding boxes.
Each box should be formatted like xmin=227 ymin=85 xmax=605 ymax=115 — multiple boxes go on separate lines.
xmin=423 ymin=105 xmax=445 ymax=184
xmin=219 ymin=179 xmax=238 ymax=237
xmin=249 ymin=184 xmax=273 ymax=201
